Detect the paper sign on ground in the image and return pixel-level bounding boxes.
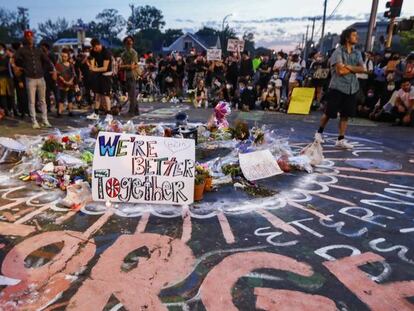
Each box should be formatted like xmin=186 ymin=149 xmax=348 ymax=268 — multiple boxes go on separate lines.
xmin=227 ymin=39 xmax=245 ymax=52
xmin=92 ymin=132 xmax=195 ymax=205
xmin=239 ymin=150 xmax=283 ymax=181
xmin=288 ymin=87 xmax=315 ymax=115
xmin=207 ymin=48 xmax=222 ymax=61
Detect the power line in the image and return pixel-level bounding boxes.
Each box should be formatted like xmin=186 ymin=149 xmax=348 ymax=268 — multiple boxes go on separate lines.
xmin=314 ymin=0 xmax=345 ymax=39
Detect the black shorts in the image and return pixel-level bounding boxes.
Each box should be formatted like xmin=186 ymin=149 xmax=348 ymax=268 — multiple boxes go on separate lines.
xmin=91 ymin=74 xmax=112 ymax=96
xmin=325 ymin=88 xmax=357 ymax=119
xmin=57 ymin=88 xmax=74 ymax=103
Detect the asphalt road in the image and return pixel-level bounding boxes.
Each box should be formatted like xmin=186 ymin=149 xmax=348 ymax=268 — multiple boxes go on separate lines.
xmin=0 ymin=102 xmax=413 ymax=310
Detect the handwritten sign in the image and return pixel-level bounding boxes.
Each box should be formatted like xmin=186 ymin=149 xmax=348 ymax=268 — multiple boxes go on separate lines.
xmin=287 ymin=87 xmax=315 ymax=115
xmin=92 ymin=132 xmax=195 ymax=205
xmin=207 ymin=48 xmax=222 ymax=61
xmin=239 ymin=150 xmax=283 ymax=181
xmin=227 ymin=39 xmax=245 ymax=52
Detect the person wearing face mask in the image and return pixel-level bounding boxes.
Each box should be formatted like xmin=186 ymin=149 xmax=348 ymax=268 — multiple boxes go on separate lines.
xmin=194 ymin=79 xmax=208 ymax=108
xmin=260 ymin=82 xmax=277 ymax=111
xmin=240 ymin=79 xmax=256 ymax=111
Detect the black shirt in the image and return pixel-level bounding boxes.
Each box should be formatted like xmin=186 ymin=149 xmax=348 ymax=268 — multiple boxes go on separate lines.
xmin=240 ymin=58 xmax=254 ymax=77
xmin=90 ymin=47 xmax=112 ymax=73
xmin=15 ymin=45 xmax=54 ymax=79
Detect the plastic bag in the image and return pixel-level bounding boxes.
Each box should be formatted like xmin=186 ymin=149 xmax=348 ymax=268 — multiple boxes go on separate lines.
xmin=300 ymin=140 xmax=324 ymax=166
xmin=59 ymin=181 xmax=92 ymax=208
xmin=287 ymin=155 xmax=313 ymax=173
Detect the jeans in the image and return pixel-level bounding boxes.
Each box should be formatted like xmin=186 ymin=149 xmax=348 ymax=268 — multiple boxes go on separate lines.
xmin=26 ymin=77 xmax=47 ymax=123
xmin=126 ymin=78 xmax=139 ymax=115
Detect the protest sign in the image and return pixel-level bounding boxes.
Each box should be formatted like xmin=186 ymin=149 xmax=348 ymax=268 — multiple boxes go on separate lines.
xmin=207 ymin=48 xmax=222 ymax=61
xmin=227 ymin=39 xmax=245 ymax=52
xmin=287 ymin=87 xmax=315 ymax=115
xmin=239 ymin=150 xmax=283 ymax=181
xmin=92 ymin=132 xmax=195 ymax=205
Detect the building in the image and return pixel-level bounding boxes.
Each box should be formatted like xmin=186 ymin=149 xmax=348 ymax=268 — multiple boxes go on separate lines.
xmin=163 ymin=32 xmax=221 ymax=55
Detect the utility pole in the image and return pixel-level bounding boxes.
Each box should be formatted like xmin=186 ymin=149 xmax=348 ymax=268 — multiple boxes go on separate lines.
xmin=385 ymin=17 xmax=396 ymax=48
xmin=366 ymin=0 xmax=379 ymax=51
xmin=310 ymin=17 xmax=316 ymax=43
xmin=304 ymin=25 xmax=309 ymax=61
xmin=320 ymin=0 xmax=328 ymax=53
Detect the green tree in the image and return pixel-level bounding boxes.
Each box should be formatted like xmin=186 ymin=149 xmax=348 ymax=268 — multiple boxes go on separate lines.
xmin=0 ymin=6 xmax=30 ymax=42
xmin=127 ymin=5 xmax=165 ymax=34
xmin=37 ymin=18 xmax=76 ymax=43
xmin=95 ymin=9 xmax=125 ymax=43
xmin=400 ymin=29 xmax=414 ymax=54
xmin=163 ymin=28 xmax=183 ymax=47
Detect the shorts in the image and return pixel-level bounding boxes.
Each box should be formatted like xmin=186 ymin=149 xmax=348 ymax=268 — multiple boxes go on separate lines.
xmin=91 ymin=74 xmax=112 ymax=96
xmin=58 ymin=88 xmax=74 ymax=103
xmin=325 ymin=88 xmax=357 ymax=119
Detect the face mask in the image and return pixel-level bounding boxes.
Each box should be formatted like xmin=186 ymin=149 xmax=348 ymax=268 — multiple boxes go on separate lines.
xmin=84 ymin=52 xmax=90 ymax=57
xmin=267 ymin=85 xmax=273 ymax=89
xmin=387 ymin=83 xmax=395 ymax=91
xmin=385 ymin=53 xmax=391 ymax=58
xmin=226 ymin=84 xmax=231 ymax=89
xmin=277 ymin=56 xmax=282 ymax=60
xmin=316 ymin=57 xmax=323 ymax=62
xmin=247 ymin=86 xmax=253 ymax=90
xmin=0 ymin=50 xmax=4 ymax=56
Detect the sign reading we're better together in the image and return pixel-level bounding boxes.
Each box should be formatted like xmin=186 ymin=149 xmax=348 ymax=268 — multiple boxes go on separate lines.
xmin=92 ymin=132 xmax=195 ymax=205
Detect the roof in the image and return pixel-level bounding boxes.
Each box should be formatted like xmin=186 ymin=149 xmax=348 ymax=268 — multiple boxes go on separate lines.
xmin=164 ymin=32 xmax=220 ymax=51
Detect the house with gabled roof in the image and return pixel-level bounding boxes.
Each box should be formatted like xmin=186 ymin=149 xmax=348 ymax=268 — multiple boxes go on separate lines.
xmin=162 ymin=32 xmax=221 ymax=55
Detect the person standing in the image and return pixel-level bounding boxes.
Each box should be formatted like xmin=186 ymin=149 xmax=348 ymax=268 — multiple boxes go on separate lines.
xmin=120 ymin=36 xmax=140 ymax=116
xmin=315 ymin=28 xmax=365 ymax=149
xmin=14 ymin=30 xmax=54 ymax=128
xmin=56 ymin=50 xmax=76 ymax=117
xmin=40 ymin=42 xmax=58 ymax=115
xmin=87 ymin=39 xmax=113 ymax=120
xmin=0 ymin=43 xmax=16 ymax=117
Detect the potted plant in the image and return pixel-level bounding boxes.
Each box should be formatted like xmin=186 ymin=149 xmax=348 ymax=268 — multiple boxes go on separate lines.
xmin=194 ymin=173 xmax=206 ymax=201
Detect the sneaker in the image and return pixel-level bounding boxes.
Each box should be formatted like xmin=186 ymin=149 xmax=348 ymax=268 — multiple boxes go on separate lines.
xmin=42 ymin=120 xmax=52 ymax=128
xmin=314 ymin=132 xmax=325 ymax=143
xmin=86 ymin=112 xmax=99 ymax=120
xmin=32 ymin=121 xmax=40 ymax=129
xmin=335 ymin=139 xmax=353 ymax=149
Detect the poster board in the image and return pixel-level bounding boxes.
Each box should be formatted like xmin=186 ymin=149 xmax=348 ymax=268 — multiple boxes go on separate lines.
xmin=227 ymin=39 xmax=245 ymax=52
xmin=287 ymin=87 xmax=315 ymax=115
xmin=92 ymin=132 xmax=195 ymax=205
xmin=239 ymin=150 xmax=283 ymax=181
xmin=207 ymin=48 xmax=222 ymax=61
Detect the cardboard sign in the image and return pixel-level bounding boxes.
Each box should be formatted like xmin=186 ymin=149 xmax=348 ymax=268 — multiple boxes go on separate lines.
xmin=239 ymin=150 xmax=283 ymax=181
xmin=287 ymin=87 xmax=315 ymax=115
xmin=227 ymin=39 xmax=245 ymax=52
xmin=207 ymin=48 xmax=222 ymax=61
xmin=92 ymin=132 xmax=195 ymax=205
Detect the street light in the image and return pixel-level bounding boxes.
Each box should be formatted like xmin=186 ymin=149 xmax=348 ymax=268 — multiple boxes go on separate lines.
xmin=222 ymin=14 xmax=233 ymax=31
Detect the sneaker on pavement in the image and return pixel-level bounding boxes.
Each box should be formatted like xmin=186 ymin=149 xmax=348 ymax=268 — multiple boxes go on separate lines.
xmin=335 ymin=139 xmax=353 ymax=149
xmin=32 ymin=121 xmax=40 ymax=129
xmin=86 ymin=112 xmax=99 ymax=120
xmin=314 ymin=132 xmax=325 ymax=143
xmin=42 ymin=120 xmax=52 ymax=128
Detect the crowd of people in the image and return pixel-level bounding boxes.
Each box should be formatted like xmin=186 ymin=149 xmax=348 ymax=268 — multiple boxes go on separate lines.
xmin=0 ymin=29 xmax=413 ymax=130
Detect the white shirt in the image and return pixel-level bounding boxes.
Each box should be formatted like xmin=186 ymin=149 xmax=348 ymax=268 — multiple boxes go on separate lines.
xmin=273 ymin=58 xmax=287 ymax=71
xmin=396 ymin=86 xmax=414 ymax=109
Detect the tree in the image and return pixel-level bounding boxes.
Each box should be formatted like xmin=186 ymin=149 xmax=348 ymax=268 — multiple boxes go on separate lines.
xmin=95 ymin=9 xmax=125 ymax=42
xmin=243 ymin=31 xmax=255 ymax=54
xmin=163 ymin=28 xmax=183 ymax=47
xmin=37 ymin=18 xmax=75 ymax=43
xmin=400 ymin=29 xmax=414 ymax=54
xmin=127 ymin=5 xmax=165 ymax=34
xmin=0 ymin=6 xmax=30 ymax=42
xmin=195 ymin=27 xmax=218 ymax=37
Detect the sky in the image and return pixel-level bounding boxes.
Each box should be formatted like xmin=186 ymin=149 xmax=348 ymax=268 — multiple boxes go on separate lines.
xmin=2 ymin=0 xmax=414 ymax=50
